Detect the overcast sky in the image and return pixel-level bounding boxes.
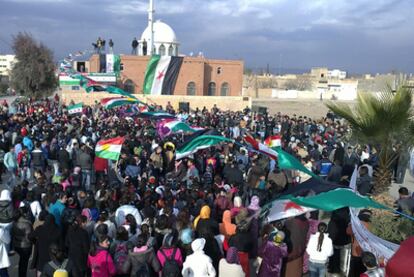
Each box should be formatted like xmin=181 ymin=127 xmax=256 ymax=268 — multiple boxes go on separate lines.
xmin=0 ymin=0 xmax=413 ymax=74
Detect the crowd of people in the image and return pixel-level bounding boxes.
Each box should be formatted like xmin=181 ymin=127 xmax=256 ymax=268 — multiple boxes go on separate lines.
xmin=0 ymin=96 xmax=410 ymax=277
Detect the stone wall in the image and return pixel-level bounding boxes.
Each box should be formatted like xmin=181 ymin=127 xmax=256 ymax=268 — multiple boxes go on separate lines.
xmin=61 ymin=90 xmax=252 ymax=111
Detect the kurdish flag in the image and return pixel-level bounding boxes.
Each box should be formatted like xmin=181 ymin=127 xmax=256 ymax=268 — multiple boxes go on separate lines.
xmin=176 ymin=135 xmax=233 ymax=159
xmin=264 ymin=135 xmax=282 ymax=148
xmin=245 ymin=135 xmax=318 ymax=178
xmin=143 ymin=55 xmax=184 ymax=95
xmin=101 ymin=97 xmax=141 ymax=109
xmin=68 ymin=103 xmax=83 ymax=114
xmin=95 ymin=137 xmax=125 ymax=161
xmin=157 ymin=119 xmax=203 ymax=139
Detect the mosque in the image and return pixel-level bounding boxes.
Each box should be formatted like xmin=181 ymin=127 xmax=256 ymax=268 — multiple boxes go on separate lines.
xmin=82 ymin=0 xmax=244 ymax=97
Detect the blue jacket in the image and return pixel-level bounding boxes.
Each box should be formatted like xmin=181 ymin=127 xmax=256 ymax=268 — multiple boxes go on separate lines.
xmin=49 ymin=200 xmax=65 ymax=227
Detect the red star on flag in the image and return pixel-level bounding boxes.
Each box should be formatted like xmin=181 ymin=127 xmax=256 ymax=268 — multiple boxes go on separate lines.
xmin=283 ymin=201 xmax=304 ymax=212
xmin=156 ymin=70 xmax=165 ymax=80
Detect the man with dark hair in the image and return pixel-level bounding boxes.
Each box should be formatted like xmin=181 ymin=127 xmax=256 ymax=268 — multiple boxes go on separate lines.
xmin=131 ymin=38 xmax=138 ymax=55
xmin=49 ymin=192 xmax=68 ymax=228
xmin=357 ymin=167 xmax=373 ymax=195
xmin=360 ymin=251 xmax=384 ymax=277
xmin=395 ymin=186 xmax=414 ymax=215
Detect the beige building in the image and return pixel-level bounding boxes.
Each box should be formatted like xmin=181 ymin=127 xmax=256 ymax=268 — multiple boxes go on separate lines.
xmin=0 ymin=55 xmax=16 ymax=77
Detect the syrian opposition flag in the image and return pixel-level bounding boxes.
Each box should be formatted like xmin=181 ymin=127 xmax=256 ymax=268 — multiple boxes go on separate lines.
xmin=283 ymin=188 xmax=387 ymax=211
xmin=143 ymin=55 xmax=184 ymax=95
xmin=267 ymin=199 xmax=315 ymax=222
xmin=264 ymin=135 xmax=282 ymax=148
xmin=68 ymin=103 xmax=83 ymax=114
xmin=176 ymin=135 xmax=233 ymax=160
xmin=157 ymin=119 xmax=204 ymax=139
xmin=95 ymin=137 xmax=125 ymax=161
xmin=105 ymin=54 xmax=121 ymax=74
xmin=101 ymin=97 xmax=140 ymax=109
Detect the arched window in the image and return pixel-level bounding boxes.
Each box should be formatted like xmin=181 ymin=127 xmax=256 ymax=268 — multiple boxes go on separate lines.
xmin=168 ymin=45 xmax=174 ymax=56
xmin=187 ymin=82 xmax=196 ymax=95
xmin=159 ymin=44 xmax=166 ymax=56
xmin=124 ymin=79 xmax=135 ymax=94
xmin=220 ymin=82 xmax=229 ymax=96
xmin=207 ymin=82 xmax=216 ymax=96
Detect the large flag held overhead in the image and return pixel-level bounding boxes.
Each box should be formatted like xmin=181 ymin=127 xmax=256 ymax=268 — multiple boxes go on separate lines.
xmin=245 ymin=135 xmax=318 ymax=178
xmin=267 ymin=199 xmax=315 ymax=222
xmin=143 ymin=55 xmax=184 ymax=95
xmin=176 ymin=135 xmax=233 ymax=160
xmin=284 ymin=188 xmax=387 ymax=211
xmin=67 ymin=103 xmax=83 ymax=114
xmin=136 ymin=111 xmax=176 ymax=119
xmin=101 ymin=97 xmax=141 ymax=109
xmin=95 ymin=137 xmax=125 ymax=161
xmin=157 ymin=119 xmax=204 ymax=139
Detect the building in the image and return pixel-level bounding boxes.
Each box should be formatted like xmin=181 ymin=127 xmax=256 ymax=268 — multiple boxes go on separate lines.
xmin=328 ymin=69 xmax=347 ymax=79
xmin=0 ymin=55 xmax=16 ymax=77
xmin=87 ymin=55 xmax=243 ymax=96
xmin=61 ymin=0 xmax=243 ymax=97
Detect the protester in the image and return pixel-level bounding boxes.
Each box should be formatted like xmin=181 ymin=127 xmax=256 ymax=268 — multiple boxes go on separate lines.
xmin=218 ymin=247 xmax=244 ymax=277
xmin=0 ymin=98 xmax=401 ymax=277
xmin=182 ymin=238 xmax=216 ymax=277
xmin=11 ymin=207 xmax=33 ymax=277
xmin=306 ymin=222 xmax=333 ymax=277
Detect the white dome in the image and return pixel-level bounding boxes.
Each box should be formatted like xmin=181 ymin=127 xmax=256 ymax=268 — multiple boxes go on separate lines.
xmin=140 ymin=20 xmax=178 ymax=44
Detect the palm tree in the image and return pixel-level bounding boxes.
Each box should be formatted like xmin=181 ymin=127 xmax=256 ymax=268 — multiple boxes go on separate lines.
xmin=326 ymin=85 xmax=413 ymax=194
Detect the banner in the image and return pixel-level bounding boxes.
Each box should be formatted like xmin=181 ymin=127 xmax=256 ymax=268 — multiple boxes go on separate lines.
xmin=106 ymin=54 xmax=114 ymax=73
xmin=349 ymin=167 xmax=399 ymax=261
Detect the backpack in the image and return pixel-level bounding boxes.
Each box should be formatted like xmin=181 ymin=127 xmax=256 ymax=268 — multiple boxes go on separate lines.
xmin=49 ymin=260 xmax=69 ymax=277
xmin=160 ymin=248 xmax=181 ymax=277
xmin=114 ymin=242 xmax=129 ymax=274
xmin=135 ymin=260 xmax=150 ymax=277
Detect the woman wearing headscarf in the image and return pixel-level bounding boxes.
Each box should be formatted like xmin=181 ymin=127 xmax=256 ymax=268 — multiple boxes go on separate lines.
xmin=219 ymin=210 xmax=236 ymax=241
xmin=156 ymin=230 xmax=183 ymax=271
xmin=228 ymin=208 xmax=253 ymax=276
xmin=230 ymin=196 xmax=243 ymax=218
xmin=258 ymin=230 xmax=288 ymax=277
xmin=194 ymin=205 xmax=219 ymax=236
xmin=219 ymin=247 xmax=245 ymax=277
xmin=182 ymin=238 xmax=216 ymax=277
xmin=28 ymin=214 xmax=62 ymax=276
xmin=283 ymin=215 xmax=309 ymax=277
xmin=247 ymin=195 xmax=261 ymax=275
xmin=179 ymin=228 xmax=194 ymax=259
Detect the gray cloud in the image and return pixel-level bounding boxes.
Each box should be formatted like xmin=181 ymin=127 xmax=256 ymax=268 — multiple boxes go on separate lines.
xmin=0 ymin=0 xmax=413 ymax=73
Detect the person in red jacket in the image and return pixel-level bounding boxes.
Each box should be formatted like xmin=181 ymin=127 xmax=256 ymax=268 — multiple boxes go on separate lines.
xmin=94 ymin=156 xmax=108 ymax=184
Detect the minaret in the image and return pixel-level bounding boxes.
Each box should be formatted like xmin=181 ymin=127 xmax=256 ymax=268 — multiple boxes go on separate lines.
xmin=148 ymin=0 xmax=155 ymax=55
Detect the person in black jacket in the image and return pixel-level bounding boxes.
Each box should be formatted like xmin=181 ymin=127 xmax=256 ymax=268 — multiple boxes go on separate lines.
xmin=29 ymin=214 xmax=62 ymax=275
xmin=57 ymin=144 xmax=71 ymax=172
xmin=41 ymin=243 xmax=74 ymax=277
xmin=65 ymin=215 xmax=90 ymax=277
xmin=31 ymin=141 xmax=46 ymax=172
xmin=11 ymin=206 xmax=33 ymax=277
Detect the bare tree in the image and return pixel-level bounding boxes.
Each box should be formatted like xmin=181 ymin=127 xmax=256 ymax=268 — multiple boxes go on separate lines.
xmin=10 ymin=32 xmax=57 ymax=99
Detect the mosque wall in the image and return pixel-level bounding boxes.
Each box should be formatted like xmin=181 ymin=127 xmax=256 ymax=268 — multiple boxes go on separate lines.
xmin=88 ymin=55 xmax=243 ymax=96
xmin=61 ymin=89 xmax=252 ymax=111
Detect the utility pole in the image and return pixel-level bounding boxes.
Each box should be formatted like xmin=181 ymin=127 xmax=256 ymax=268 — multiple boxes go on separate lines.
xmin=148 ymin=0 xmax=155 ymax=55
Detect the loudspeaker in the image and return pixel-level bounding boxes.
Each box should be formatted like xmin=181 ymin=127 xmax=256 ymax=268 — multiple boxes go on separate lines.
xmin=179 ymin=102 xmax=190 ymax=112
xmin=258 ymin=107 xmax=267 ymax=114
